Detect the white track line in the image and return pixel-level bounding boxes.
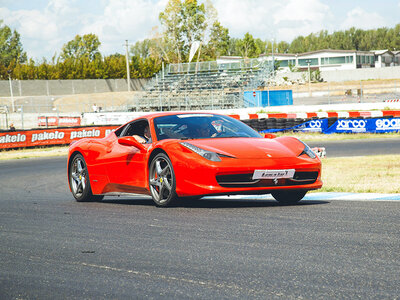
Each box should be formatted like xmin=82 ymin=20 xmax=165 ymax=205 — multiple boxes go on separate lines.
xmin=204 ymin=193 xmax=400 ymax=202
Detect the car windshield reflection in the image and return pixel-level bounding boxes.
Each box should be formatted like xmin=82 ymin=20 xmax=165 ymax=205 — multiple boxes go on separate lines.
xmin=153 ymin=114 xmax=262 ymax=141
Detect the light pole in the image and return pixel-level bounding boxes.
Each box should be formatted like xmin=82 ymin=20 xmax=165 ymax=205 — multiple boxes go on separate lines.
xmin=271 ymin=39 xmax=275 ymax=72
xmin=7 ymin=70 xmax=15 ymax=112
xmin=305 ymin=59 xmax=312 ymax=97
xmin=125 ymin=40 xmax=131 ymax=92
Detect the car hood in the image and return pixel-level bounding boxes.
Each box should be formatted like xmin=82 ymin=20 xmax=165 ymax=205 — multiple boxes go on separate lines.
xmin=186 ymin=138 xmax=300 ymax=159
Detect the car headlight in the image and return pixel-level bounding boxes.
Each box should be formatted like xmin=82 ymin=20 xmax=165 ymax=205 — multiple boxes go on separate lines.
xmin=299 ymin=140 xmax=317 ymax=159
xmin=181 ymin=142 xmax=221 ymax=162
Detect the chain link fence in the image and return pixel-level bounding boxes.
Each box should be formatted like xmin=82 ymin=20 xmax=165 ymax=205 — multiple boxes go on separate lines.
xmin=1 ymin=80 xmax=400 ymax=130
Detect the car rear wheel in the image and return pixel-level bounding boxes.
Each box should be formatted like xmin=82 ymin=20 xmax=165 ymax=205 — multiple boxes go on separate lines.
xmin=69 ymin=154 xmax=103 ymax=202
xmin=149 ymin=153 xmax=178 ymax=207
xmin=272 ymin=190 xmax=307 ymax=205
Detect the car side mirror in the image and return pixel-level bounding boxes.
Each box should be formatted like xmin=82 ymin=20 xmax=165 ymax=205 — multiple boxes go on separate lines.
xmin=118 ymin=136 xmax=146 ymax=151
xmin=264 ymin=133 xmax=276 ymax=139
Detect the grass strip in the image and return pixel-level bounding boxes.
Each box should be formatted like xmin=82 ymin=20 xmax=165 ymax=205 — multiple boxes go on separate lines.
xmin=319 ymin=154 xmax=400 ymax=194
xmin=0 ymin=146 xmax=68 ymax=160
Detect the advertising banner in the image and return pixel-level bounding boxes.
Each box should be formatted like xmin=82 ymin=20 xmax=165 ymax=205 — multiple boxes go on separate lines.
xmin=261 ymin=117 xmax=400 ymax=134
xmin=38 ymin=116 xmax=81 ymax=127
xmin=292 ymin=119 xmax=329 ymax=133
xmin=324 ymin=118 xmax=400 ymax=134
xmin=0 ymin=126 xmax=118 ymax=149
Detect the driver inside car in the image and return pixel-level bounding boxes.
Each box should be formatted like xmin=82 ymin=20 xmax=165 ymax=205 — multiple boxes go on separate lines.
xmin=133 ymin=125 xmax=152 ymax=144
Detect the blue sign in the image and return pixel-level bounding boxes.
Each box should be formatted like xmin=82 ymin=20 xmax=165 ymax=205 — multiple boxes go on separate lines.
xmin=292 ymin=119 xmax=329 ymax=133
xmin=325 ymin=118 xmax=400 ymax=134
xmin=260 ymin=118 xmax=400 ymax=134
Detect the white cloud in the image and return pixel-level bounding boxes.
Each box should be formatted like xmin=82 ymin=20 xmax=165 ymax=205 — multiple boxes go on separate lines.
xmin=0 ymin=1 xmax=83 ymax=59
xmin=213 ymin=0 xmax=279 ymax=39
xmin=80 ymin=0 xmax=168 ymax=54
xmin=0 ymin=0 xmax=168 ymax=59
xmin=1 ymin=0 xmax=397 ymax=60
xmin=213 ymin=0 xmax=333 ymax=42
xmin=341 ymin=7 xmax=387 ymax=30
xmin=273 ymin=0 xmax=333 ymax=41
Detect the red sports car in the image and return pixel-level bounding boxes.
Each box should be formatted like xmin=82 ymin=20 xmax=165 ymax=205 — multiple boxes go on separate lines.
xmin=68 ymin=112 xmax=322 ymax=206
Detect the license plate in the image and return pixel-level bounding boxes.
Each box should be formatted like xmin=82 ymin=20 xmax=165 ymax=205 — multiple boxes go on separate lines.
xmin=252 ymin=169 xmax=295 ymax=180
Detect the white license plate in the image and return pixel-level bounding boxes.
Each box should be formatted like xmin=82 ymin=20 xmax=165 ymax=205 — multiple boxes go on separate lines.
xmin=252 ymin=169 xmax=295 ymax=180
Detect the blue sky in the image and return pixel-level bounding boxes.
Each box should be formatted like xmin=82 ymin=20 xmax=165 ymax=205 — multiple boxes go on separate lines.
xmin=1 ymin=0 xmax=400 ymax=60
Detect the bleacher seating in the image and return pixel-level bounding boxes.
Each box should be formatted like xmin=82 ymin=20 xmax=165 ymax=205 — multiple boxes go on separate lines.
xmin=127 ymin=57 xmax=273 ymax=112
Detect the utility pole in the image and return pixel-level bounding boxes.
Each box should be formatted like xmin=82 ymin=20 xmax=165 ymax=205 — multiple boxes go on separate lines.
xmin=271 ymin=39 xmax=275 ymax=72
xmin=7 ymin=70 xmax=15 ymax=112
xmin=125 ymin=40 xmax=131 ymax=92
xmin=305 ymin=60 xmax=312 ymax=97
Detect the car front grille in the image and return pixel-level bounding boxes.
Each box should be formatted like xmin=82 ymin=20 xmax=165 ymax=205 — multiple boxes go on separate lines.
xmin=216 ymin=171 xmax=318 ymax=188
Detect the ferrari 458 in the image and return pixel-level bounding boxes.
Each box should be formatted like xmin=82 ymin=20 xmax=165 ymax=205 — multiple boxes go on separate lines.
xmin=68 ymin=112 xmax=322 ymax=206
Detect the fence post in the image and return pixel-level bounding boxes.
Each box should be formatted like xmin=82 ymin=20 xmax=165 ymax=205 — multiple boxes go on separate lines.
xmin=328 ymin=82 xmax=330 ymax=105
xmin=20 ymin=106 xmax=24 ymax=129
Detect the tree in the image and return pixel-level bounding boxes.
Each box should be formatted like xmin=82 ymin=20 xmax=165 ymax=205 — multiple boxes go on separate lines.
xmin=237 ymin=32 xmax=257 ymax=58
xmin=277 ymin=41 xmax=290 ymax=53
xmin=159 ymin=0 xmax=184 ymax=63
xmin=159 ymin=0 xmax=211 ymax=63
xmin=131 ymin=39 xmax=152 ymax=59
xmin=61 ymin=33 xmax=101 ymax=61
xmin=204 ymin=21 xmax=230 ymax=59
xmin=0 ymin=20 xmax=27 ymax=77
xmin=180 ymin=0 xmax=206 ymax=58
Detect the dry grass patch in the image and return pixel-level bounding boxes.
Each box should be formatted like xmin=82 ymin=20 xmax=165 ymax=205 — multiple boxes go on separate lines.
xmin=0 ymin=146 xmax=69 ymax=160
xmin=275 ymin=132 xmax=400 ymax=142
xmin=319 ymin=155 xmax=400 ymax=193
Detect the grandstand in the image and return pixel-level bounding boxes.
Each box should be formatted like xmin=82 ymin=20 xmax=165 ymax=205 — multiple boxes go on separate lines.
xmin=126 ymin=57 xmax=273 ymax=111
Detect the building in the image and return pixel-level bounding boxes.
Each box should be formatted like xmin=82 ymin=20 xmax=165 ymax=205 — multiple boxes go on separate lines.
xmin=217 ymin=49 xmax=399 ymax=72
xmin=371 ymin=50 xmax=398 ymax=67
xmin=259 ymin=49 xmax=375 ymax=71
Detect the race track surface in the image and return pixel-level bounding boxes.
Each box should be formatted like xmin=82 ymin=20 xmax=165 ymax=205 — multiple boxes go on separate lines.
xmin=307 ymin=137 xmax=400 ymax=157
xmin=1 ymin=139 xmax=400 ymax=299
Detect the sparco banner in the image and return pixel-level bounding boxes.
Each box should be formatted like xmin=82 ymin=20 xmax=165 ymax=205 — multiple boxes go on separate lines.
xmin=0 ymin=126 xmax=118 ymax=149
xmin=261 ymin=117 xmax=400 ymax=134
xmin=324 ymin=118 xmax=400 ymax=133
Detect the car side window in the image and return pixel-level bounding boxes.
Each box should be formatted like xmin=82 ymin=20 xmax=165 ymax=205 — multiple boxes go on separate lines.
xmin=120 ymin=120 xmax=152 ymax=143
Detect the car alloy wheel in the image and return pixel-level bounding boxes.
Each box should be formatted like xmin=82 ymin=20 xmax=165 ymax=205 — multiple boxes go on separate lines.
xmin=69 ymin=154 xmax=103 ymax=202
xmin=149 ymin=153 xmax=178 ymax=207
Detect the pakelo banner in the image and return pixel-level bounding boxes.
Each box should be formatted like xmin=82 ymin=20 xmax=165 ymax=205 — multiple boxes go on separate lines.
xmin=38 ymin=116 xmax=81 ymax=127
xmin=0 ymin=126 xmax=118 ymax=149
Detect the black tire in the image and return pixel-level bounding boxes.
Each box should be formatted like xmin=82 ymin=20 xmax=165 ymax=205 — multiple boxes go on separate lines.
xmin=181 ymin=196 xmax=202 ymax=203
xmin=69 ymin=154 xmax=103 ymax=202
xmin=271 ymin=190 xmax=307 ymax=205
xmin=148 ymin=153 xmax=178 ymax=207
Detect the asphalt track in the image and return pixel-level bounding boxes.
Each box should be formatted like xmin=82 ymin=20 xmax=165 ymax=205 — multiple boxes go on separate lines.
xmin=1 ymin=139 xmax=400 ymax=299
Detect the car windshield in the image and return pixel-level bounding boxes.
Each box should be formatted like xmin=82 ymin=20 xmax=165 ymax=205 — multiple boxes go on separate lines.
xmin=153 ymin=114 xmax=262 ymax=141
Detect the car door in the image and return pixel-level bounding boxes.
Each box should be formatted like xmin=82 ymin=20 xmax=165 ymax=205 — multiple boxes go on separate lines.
xmin=105 ymin=119 xmax=151 ymax=191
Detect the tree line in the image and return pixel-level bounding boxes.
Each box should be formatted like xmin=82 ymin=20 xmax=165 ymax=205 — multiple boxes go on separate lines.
xmin=1 ymin=0 xmax=400 ymax=81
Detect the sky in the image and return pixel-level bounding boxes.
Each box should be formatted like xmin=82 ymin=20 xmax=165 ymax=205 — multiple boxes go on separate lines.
xmin=1 ymin=0 xmax=400 ymax=61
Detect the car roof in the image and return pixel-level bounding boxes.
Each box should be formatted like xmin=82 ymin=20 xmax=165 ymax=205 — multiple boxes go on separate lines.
xmin=145 ymin=111 xmax=218 ymax=119
xmin=117 ymin=111 xmax=221 ymax=130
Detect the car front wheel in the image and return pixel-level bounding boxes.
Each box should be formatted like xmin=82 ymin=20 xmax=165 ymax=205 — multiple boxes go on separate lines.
xmin=271 ymin=190 xmax=307 ymax=205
